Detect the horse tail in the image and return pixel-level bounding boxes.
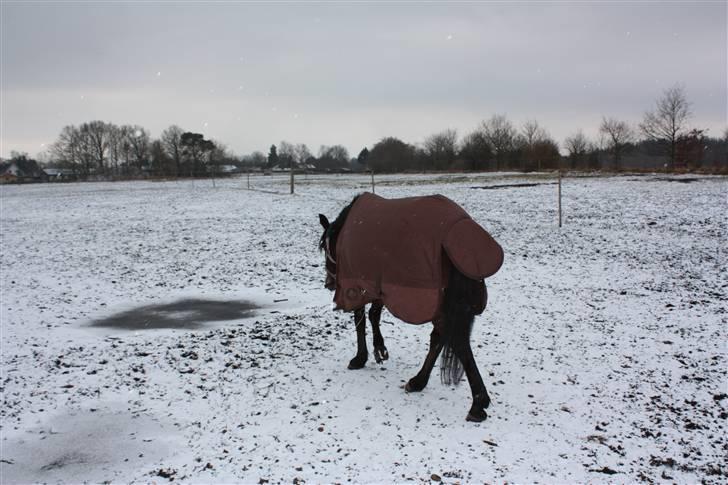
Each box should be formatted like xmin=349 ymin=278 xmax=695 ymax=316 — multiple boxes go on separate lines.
xmin=439 ymin=265 xmax=478 ymax=386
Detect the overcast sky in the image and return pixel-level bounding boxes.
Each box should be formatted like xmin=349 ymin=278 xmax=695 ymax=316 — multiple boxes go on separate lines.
xmin=1 ymin=1 xmax=726 ymax=159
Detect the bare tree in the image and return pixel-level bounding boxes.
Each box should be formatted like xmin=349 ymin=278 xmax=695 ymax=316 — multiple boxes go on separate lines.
xmin=318 ymin=145 xmax=349 ymax=169
xmin=640 ymin=84 xmax=692 ymax=170
xmin=107 ymin=125 xmax=124 ymax=176
xmin=52 ymin=125 xmax=83 ymax=175
xmin=207 ymin=140 xmax=231 ymax=184
xmin=600 ymin=117 xmax=633 ymax=170
xmin=521 ymin=120 xmax=548 ymax=146
xmin=128 ymin=126 xmax=150 ymax=172
xmin=278 ymin=141 xmax=296 ymax=169
xmin=520 ymin=120 xmax=550 ymax=171
xmin=241 ymin=151 xmax=266 ymax=168
xmin=115 ymin=125 xmax=137 ymax=174
xmin=161 ymin=125 xmax=184 ymax=177
xmin=424 ymin=129 xmax=458 ymax=170
xmin=564 ymin=130 xmax=589 ymax=170
xmin=295 ymin=143 xmax=312 ymax=168
xmin=81 ymin=120 xmax=111 ymax=173
xmin=459 ymin=130 xmax=492 ymax=171
xmin=481 ymin=114 xmax=517 ymax=170
xmin=52 ymin=124 xmax=96 ymax=178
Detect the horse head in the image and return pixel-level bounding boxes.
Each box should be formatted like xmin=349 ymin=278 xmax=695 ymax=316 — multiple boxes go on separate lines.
xmin=318 ymin=213 xmax=336 ymax=291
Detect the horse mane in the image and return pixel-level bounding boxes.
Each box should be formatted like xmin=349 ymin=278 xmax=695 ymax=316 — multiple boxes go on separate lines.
xmin=319 ymin=193 xmax=363 ymax=251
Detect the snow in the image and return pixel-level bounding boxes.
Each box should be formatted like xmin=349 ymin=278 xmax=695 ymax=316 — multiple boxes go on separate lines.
xmin=1 ymin=173 xmax=726 ymax=482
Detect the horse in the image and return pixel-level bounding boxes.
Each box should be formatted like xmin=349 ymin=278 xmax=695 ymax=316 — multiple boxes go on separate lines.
xmin=318 ymin=192 xmax=504 ymax=422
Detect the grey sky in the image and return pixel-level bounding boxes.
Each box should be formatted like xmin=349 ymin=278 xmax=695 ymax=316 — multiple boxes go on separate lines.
xmin=1 ymin=1 xmax=726 ymax=159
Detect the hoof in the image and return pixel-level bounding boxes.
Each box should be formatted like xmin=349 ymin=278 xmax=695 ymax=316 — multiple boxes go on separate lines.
xmin=348 ymin=354 xmax=367 ymax=370
xmin=475 ymin=392 xmax=491 ymax=409
xmin=405 ymin=377 xmax=427 ymax=393
xmin=466 ymin=407 xmax=488 ymax=422
xmin=374 ymin=346 xmax=389 ymax=364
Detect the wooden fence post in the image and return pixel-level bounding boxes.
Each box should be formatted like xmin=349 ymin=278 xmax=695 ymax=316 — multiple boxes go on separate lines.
xmin=371 ymin=170 xmax=375 ymax=194
xmin=558 ymin=168 xmax=562 ymax=228
xmin=290 ymin=168 xmax=294 ymax=194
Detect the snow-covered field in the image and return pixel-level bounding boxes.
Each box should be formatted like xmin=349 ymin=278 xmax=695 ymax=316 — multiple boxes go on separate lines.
xmin=1 ymin=172 xmax=726 ymax=483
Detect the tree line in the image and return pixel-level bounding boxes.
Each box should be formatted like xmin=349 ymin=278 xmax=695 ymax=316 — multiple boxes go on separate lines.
xmin=32 ymin=84 xmax=728 ymax=178
xmin=49 ymin=123 xmax=235 ymax=179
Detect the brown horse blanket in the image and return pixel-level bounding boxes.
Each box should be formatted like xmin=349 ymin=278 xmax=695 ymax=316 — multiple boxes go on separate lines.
xmin=333 ymin=193 xmax=503 ymax=324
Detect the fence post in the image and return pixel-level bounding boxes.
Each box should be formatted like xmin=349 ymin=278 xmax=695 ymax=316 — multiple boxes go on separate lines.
xmin=558 ymin=168 xmax=562 ymax=228
xmin=247 ymin=171 xmax=250 ymax=189
xmin=371 ymin=170 xmax=375 ymax=194
xmin=290 ymin=168 xmax=295 ymax=194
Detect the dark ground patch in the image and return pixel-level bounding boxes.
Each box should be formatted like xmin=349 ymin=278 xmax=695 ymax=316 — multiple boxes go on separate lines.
xmin=655 ymin=177 xmax=701 ymax=183
xmin=90 ymin=299 xmax=258 ymax=330
xmin=470 ymin=182 xmax=556 ymax=190
xmin=631 ymin=177 xmax=702 ymax=184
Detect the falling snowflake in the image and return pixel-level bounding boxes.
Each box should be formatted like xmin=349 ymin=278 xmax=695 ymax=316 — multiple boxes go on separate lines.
xmin=157 ymin=71 xmax=161 ymax=77
xmin=446 ymin=34 xmax=453 ymax=40
xmin=134 ymin=129 xmax=143 ymax=137
xmin=238 ymin=85 xmax=244 ymax=90
xmin=203 ymin=122 xmax=209 ymax=128
xmin=293 ymin=113 xmax=299 ymax=119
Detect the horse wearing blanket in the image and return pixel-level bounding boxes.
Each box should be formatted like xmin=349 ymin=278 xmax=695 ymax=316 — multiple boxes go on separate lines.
xmin=319 ymin=192 xmax=503 ymax=422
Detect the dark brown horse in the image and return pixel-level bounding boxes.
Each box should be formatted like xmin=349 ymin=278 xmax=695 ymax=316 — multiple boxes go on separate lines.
xmin=319 ymin=193 xmax=503 ymax=421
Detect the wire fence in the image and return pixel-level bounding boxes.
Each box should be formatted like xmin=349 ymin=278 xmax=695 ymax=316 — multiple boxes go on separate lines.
xmin=233 ymin=170 xmax=565 ymax=224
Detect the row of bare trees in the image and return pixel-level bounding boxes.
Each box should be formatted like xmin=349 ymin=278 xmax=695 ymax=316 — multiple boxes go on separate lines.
xmin=44 ymin=84 xmax=726 ymax=177
xmin=363 ymin=118 xmax=560 ymax=173
xmin=52 ymin=121 xmax=151 ymax=177
xmin=596 ymin=84 xmax=698 ymax=171
xmin=51 ymin=122 xmax=233 ymax=179
xmin=263 ymin=84 xmax=721 ymax=173
xmin=242 ymin=143 xmax=351 ymax=172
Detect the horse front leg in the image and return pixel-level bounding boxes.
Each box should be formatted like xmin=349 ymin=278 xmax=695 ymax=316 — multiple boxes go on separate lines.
xmin=368 ymin=301 xmax=388 ymax=363
xmin=405 ymin=321 xmax=443 ymax=392
xmin=348 ymin=307 xmax=368 ymax=369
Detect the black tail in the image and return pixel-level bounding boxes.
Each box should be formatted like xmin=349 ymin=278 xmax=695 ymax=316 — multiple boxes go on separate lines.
xmin=439 ymin=266 xmax=479 ymax=386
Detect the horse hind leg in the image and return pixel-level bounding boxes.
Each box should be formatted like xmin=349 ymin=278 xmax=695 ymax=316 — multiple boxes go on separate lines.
xmin=440 ymin=269 xmax=491 ymax=422
xmin=348 ymin=307 xmax=368 ymax=370
xmin=405 ymin=324 xmax=443 ymax=392
xmin=369 ymin=301 xmax=389 ymax=363
xmin=452 ymin=335 xmax=490 ymax=422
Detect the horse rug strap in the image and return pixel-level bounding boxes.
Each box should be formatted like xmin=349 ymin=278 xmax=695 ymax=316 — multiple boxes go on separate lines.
xmin=333 ymin=193 xmax=504 ymax=324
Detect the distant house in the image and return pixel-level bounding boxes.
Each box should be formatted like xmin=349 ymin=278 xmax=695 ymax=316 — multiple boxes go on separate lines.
xmin=218 ymin=164 xmax=239 ymax=174
xmin=270 ymin=163 xmax=317 ymax=172
xmin=0 ymin=159 xmax=48 ymax=184
xmin=44 ymin=168 xmax=77 ymax=182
